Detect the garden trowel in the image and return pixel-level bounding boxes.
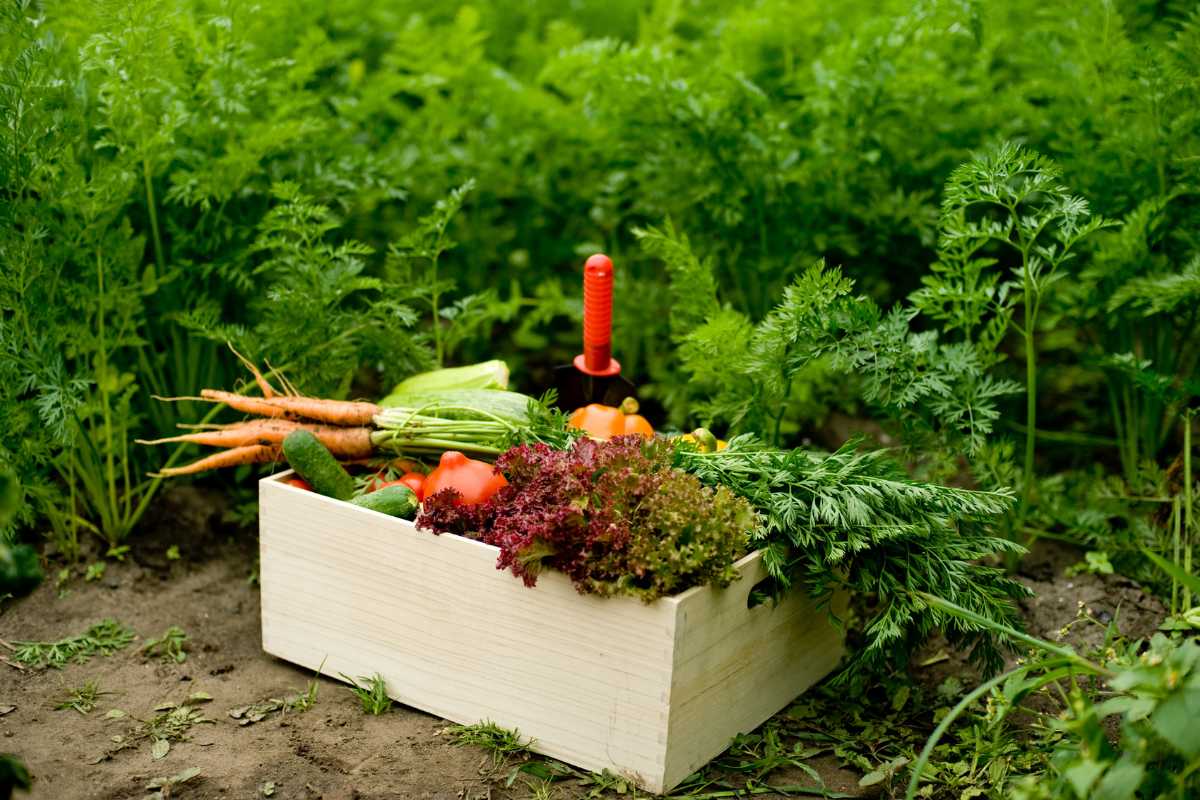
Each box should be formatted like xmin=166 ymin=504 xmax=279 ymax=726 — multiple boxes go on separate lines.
xmin=554 ymin=253 xmax=637 ymax=410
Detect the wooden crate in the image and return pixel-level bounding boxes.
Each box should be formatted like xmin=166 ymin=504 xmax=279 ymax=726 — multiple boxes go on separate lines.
xmin=259 ymin=471 xmax=845 ymax=794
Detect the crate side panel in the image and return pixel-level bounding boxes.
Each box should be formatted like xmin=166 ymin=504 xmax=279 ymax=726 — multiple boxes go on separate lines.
xmin=661 ymin=560 xmax=846 ymax=791
xmin=259 ymin=478 xmax=676 ymax=786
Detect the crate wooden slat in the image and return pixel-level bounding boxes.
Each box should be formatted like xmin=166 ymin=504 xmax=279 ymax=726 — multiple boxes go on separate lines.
xmin=259 ymin=472 xmax=844 ymax=793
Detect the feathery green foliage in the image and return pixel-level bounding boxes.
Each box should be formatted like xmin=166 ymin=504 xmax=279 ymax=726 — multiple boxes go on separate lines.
xmin=914 ymin=143 xmax=1112 ymax=519
xmin=12 ymin=619 xmax=135 ymax=669
xmin=643 ymin=223 xmax=1019 ymax=461
xmin=3 ymin=0 xmax=1199 ymax=559
xmin=679 ymin=438 xmax=1026 ymax=677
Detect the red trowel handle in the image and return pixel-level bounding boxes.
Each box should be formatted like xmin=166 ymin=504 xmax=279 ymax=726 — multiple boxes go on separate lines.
xmin=574 ymin=253 xmax=622 ymax=377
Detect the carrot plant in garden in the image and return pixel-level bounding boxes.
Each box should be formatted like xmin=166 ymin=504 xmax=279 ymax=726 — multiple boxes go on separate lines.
xmin=2 ymin=0 xmax=1199 ymax=796
xmin=911 ymin=145 xmax=1112 ymax=539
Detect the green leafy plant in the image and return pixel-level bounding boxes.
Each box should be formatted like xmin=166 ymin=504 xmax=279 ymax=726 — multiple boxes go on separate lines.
xmin=341 ymin=672 xmax=391 ymax=716
xmin=53 ymin=680 xmax=112 ymax=715
xmin=908 ymin=593 xmax=1200 ymax=800
xmin=640 ymin=224 xmax=1019 ymax=463
xmin=911 ymin=143 xmax=1111 ymax=518
xmin=446 ymin=720 xmax=534 ymax=770
xmin=636 ymin=229 xmax=858 ymax=445
xmin=230 ymin=659 xmax=323 ymax=725
xmin=141 ymin=626 xmax=188 ymax=664
xmin=104 ymin=692 xmax=215 ymax=762
xmin=11 ymin=619 xmax=135 ymax=669
xmin=387 ymin=181 xmax=498 ymax=367
xmin=0 ymin=540 xmax=41 ymax=599
xmin=0 ymin=753 xmax=31 ymax=798
xmin=679 ymin=438 xmax=1027 ymax=677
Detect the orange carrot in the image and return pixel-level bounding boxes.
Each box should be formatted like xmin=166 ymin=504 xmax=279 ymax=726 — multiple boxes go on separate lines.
xmin=194 ymin=390 xmax=290 ymax=418
xmin=138 ymin=418 xmax=288 ymax=446
xmin=194 ymin=390 xmax=380 ymax=425
xmin=262 ymin=396 xmax=381 ymax=425
xmin=139 ymin=420 xmax=374 ymax=459
xmin=151 ymin=444 xmax=282 ymax=477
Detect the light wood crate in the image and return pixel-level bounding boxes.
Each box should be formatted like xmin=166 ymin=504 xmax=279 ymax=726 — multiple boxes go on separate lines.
xmin=259 ymin=471 xmax=845 ymax=794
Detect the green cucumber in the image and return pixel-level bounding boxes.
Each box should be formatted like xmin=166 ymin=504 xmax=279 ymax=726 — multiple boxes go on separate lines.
xmin=282 ymin=430 xmax=355 ymax=501
xmin=350 ymin=485 xmax=418 ymax=518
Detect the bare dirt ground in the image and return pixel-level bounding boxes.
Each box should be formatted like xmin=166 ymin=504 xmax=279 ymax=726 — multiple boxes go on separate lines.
xmin=1 ymin=488 xmax=866 ymax=800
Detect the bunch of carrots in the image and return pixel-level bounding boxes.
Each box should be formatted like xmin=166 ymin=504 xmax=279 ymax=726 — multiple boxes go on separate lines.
xmin=140 ymin=350 xmax=384 ymax=477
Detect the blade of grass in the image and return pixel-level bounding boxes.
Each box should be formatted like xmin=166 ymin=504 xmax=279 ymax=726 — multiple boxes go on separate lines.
xmin=1142 ymin=548 xmax=1200 ymax=601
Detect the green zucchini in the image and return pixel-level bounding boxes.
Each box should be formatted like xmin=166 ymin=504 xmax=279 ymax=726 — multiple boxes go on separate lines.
xmin=350 ymin=485 xmax=418 ymax=518
xmin=282 ymin=430 xmax=355 ymax=501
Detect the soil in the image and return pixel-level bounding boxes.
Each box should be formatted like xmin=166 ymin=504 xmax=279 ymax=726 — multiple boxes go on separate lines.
xmin=0 ymin=491 xmax=1166 ymax=800
xmin=1016 ymin=540 xmax=1166 ymax=649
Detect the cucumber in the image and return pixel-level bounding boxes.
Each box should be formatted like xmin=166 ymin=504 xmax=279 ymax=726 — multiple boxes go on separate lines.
xmin=350 ymin=485 xmax=418 ymax=518
xmin=282 ymin=430 xmax=355 ymax=501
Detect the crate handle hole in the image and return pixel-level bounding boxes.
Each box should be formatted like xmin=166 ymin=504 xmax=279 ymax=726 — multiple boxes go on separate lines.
xmin=746 ymin=575 xmax=784 ymax=609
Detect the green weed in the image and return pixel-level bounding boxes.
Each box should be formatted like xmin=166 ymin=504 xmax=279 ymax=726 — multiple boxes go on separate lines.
xmin=146 ymin=766 xmax=201 ymax=798
xmin=446 ymin=720 xmax=534 ymax=770
xmin=11 ymin=619 xmax=135 ymax=669
xmin=291 ymin=672 xmax=320 ymax=713
xmin=53 ymin=680 xmax=112 ymax=715
xmin=910 ymin=595 xmax=1200 ymax=799
xmin=341 ymin=672 xmax=391 ymax=716
xmin=230 ymin=660 xmax=323 ymax=725
xmin=105 ymin=692 xmax=214 ymax=762
xmin=141 ymin=626 xmax=188 ymax=664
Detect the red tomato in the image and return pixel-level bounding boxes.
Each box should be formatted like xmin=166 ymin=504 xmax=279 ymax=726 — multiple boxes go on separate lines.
xmin=366 ymin=470 xmax=426 ymax=497
xmin=284 ymin=477 xmax=312 ymax=491
xmin=397 ymin=472 xmax=426 ymax=501
xmin=423 ymin=451 xmax=507 ymax=505
xmin=365 ymin=471 xmax=389 ymax=493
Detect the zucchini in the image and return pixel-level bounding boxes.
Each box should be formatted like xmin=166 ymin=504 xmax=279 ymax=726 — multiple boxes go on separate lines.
xmin=378 ymin=388 xmax=532 ymax=425
xmin=350 ymin=485 xmax=418 ymax=518
xmin=282 ymin=430 xmax=355 ymax=501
